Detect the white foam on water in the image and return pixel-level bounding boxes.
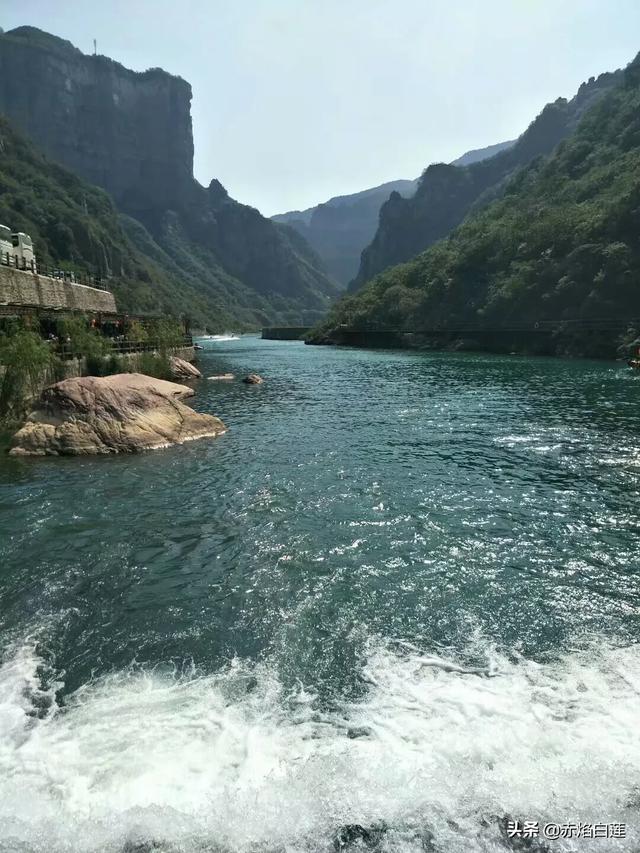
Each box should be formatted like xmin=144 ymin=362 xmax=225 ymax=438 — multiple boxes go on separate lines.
xmin=196 ymin=334 xmax=241 ymax=343
xmin=1 ymin=637 xmax=639 ymax=853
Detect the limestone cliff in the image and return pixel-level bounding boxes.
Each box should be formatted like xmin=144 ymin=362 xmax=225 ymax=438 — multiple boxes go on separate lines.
xmin=0 ymin=27 xmax=338 ymax=325
xmin=0 ymin=27 xmax=193 ymax=223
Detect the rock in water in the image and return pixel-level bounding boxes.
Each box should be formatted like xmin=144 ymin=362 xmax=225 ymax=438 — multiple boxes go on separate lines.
xmin=9 ymin=374 xmax=226 ymax=456
xmin=169 ymin=356 xmax=202 ymax=380
xmin=242 ymin=374 xmax=264 ymax=384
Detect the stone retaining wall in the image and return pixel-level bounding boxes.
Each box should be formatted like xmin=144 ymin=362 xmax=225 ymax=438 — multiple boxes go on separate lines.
xmin=0 ymin=265 xmax=117 ymax=313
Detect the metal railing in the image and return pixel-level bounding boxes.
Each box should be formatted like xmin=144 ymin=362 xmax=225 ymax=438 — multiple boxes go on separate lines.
xmin=1 ymin=251 xmax=108 ymax=290
xmin=56 ymin=336 xmax=193 ymax=360
xmin=1 ymin=252 xmax=37 ymax=273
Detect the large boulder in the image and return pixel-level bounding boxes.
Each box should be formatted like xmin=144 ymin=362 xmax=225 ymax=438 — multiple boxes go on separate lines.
xmin=9 ymin=373 xmax=226 ymax=456
xmin=242 ymin=374 xmax=264 ymax=384
xmin=170 ymin=356 xmax=202 ymax=380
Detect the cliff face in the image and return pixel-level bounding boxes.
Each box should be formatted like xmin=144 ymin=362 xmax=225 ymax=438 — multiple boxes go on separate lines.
xmin=0 ymin=114 xmax=244 ymax=329
xmin=273 ymin=180 xmax=418 ymax=285
xmin=0 ymin=26 xmax=338 ymax=324
xmin=0 ymin=27 xmax=194 ymax=222
xmin=351 ymin=71 xmax=621 ymax=291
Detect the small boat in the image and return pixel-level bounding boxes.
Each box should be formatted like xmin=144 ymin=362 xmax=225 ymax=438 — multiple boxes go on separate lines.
xmin=198 ymin=334 xmax=241 ymax=342
xmin=194 ymin=343 xmax=204 ymax=350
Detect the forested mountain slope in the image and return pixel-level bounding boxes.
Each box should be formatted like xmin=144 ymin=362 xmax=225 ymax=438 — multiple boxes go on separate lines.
xmin=0 ymin=117 xmax=273 ymax=329
xmin=350 ymin=69 xmax=621 ymax=291
xmin=310 ymin=54 xmax=640 ymax=353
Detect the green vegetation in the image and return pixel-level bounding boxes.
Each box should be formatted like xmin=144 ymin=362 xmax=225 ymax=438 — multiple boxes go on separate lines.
xmin=350 ymin=69 xmax=621 ymax=291
xmin=126 ymin=320 xmax=149 ymax=344
xmin=0 ymin=327 xmax=59 ymax=421
xmin=136 ymin=352 xmax=173 ymax=381
xmin=0 ymin=117 xmax=241 ymax=330
xmin=134 ymin=318 xmax=186 ymax=380
xmin=0 ymin=312 xmax=189 ymax=425
xmin=143 ymin=318 xmax=185 ymax=350
xmin=311 ymin=55 xmax=640 ymax=352
xmin=56 ymin=317 xmax=111 ymax=358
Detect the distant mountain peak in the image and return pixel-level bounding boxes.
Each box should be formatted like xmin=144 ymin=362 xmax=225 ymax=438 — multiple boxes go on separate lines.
xmin=272 ymin=179 xmax=418 ymax=285
xmin=271 ymin=140 xmax=520 ymax=287
xmin=451 ymin=138 xmax=516 ymax=167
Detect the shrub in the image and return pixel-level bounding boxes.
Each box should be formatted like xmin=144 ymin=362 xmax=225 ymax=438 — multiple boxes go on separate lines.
xmin=126 ymin=319 xmax=149 ymax=343
xmin=0 ymin=331 xmax=57 ymax=419
xmin=145 ymin=318 xmax=184 ymax=350
xmin=138 ymin=351 xmax=172 ymax=380
xmin=56 ymin=316 xmax=112 ymax=369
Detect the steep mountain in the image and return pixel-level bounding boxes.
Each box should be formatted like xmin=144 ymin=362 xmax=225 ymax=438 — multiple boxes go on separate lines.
xmin=350 ymin=71 xmax=621 ymax=291
xmin=309 ymin=53 xmax=640 ymax=356
xmin=272 ymin=141 xmax=516 ymax=287
xmin=451 ymin=139 xmax=515 ymax=167
xmin=273 ymin=180 xmax=418 ymax=285
xmin=0 ymin=26 xmax=338 ymax=326
xmin=0 ymin=115 xmax=269 ymax=329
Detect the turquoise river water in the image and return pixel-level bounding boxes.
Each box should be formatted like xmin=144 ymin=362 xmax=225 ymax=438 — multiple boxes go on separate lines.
xmin=0 ymin=336 xmax=639 ymax=853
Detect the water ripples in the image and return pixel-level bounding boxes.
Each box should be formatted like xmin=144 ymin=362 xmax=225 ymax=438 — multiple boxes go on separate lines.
xmin=0 ymin=341 xmax=638 ymax=684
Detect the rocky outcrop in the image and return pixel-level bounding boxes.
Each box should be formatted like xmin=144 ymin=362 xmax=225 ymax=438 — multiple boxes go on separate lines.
xmin=169 ymin=356 xmax=201 ymax=380
xmin=242 ymin=374 xmax=264 ymax=384
xmin=0 ymin=26 xmax=338 ymax=325
xmin=9 ymin=373 xmax=226 ymax=456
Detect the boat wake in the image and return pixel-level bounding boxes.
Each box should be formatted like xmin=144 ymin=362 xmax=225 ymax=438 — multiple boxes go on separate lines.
xmin=0 ymin=636 xmax=638 ymax=852
xmin=196 ymin=334 xmax=241 ymax=343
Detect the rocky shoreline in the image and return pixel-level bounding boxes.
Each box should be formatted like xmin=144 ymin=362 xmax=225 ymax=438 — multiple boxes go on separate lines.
xmin=9 ymin=373 xmax=227 ymax=456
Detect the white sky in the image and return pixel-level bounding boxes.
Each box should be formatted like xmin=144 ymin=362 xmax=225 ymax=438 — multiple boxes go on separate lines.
xmin=2 ymin=0 xmax=640 ymax=215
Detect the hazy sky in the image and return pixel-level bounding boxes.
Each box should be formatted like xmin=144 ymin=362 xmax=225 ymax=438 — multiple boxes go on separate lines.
xmin=2 ymin=1 xmax=640 ymax=215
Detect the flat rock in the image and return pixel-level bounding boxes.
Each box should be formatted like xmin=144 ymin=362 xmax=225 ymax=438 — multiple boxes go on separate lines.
xmin=170 ymin=356 xmax=202 ymax=380
xmin=208 ymin=373 xmax=235 ymax=380
xmin=242 ymin=373 xmax=264 ymax=384
xmin=9 ymin=373 xmax=226 ymax=456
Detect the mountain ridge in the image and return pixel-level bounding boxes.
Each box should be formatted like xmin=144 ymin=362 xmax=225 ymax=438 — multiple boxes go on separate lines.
xmin=271 ymin=140 xmax=516 ymax=287
xmin=309 ymin=51 xmax=640 ymax=357
xmin=0 ymin=26 xmax=338 ymax=326
xmin=350 ymin=70 xmax=621 ymax=291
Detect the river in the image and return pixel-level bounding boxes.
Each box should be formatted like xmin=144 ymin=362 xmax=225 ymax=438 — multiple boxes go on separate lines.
xmin=0 ymin=336 xmax=638 ymax=852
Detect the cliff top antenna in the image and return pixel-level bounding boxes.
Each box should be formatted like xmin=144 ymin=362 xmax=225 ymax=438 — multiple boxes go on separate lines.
xmin=93 ymin=38 xmax=97 ymax=55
